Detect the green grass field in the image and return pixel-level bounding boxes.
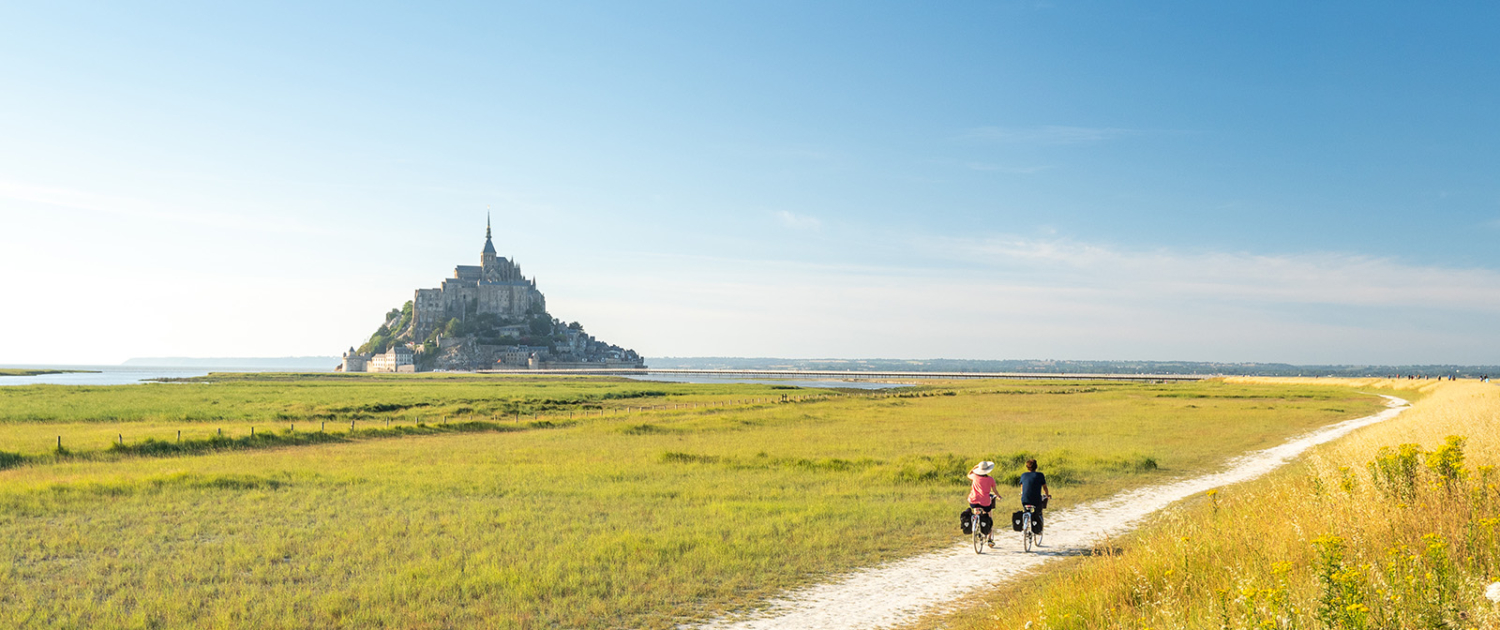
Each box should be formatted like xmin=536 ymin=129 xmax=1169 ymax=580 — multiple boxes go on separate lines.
xmin=0 ymin=375 xmax=1386 ymax=629
xmin=0 ymin=368 xmax=98 ymax=377
xmin=0 ymin=373 xmax=829 ymax=457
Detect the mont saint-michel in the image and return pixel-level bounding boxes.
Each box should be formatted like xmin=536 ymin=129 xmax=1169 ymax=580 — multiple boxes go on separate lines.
xmin=339 ymin=219 xmax=644 ymax=372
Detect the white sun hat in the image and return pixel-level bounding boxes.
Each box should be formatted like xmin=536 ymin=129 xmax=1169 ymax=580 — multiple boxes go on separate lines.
xmin=973 ymin=461 xmax=995 ymax=475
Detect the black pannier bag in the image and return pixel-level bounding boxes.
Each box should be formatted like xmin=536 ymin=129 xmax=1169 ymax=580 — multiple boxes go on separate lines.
xmin=1031 ymin=512 xmax=1043 ymax=534
xmin=978 ymin=513 xmax=993 ymax=535
xmin=960 ymin=510 xmax=974 ymax=534
xmin=1011 ymin=511 xmax=1025 ymax=532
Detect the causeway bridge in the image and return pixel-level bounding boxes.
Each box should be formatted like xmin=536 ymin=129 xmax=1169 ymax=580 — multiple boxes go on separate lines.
xmin=480 ymin=367 xmax=1211 ymax=382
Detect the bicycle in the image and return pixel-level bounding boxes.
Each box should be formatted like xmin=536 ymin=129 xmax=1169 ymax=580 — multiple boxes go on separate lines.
xmin=971 ymin=505 xmax=993 ymax=553
xmin=1020 ymin=505 xmax=1039 ymax=552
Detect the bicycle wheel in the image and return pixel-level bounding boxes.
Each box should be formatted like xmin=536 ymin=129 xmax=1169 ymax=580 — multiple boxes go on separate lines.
xmin=1022 ymin=513 xmax=1033 ymax=552
xmin=973 ymin=513 xmax=986 ymax=554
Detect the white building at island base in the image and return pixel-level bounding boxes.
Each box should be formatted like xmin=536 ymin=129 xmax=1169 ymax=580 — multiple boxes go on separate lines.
xmin=341 ymin=346 xmax=414 ymax=373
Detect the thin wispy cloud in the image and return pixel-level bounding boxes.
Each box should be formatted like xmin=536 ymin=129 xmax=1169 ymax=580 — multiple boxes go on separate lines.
xmin=541 ymin=238 xmax=1500 ymax=363
xmin=0 ymin=180 xmax=332 ymax=236
xmin=965 ymin=163 xmax=1055 ymax=174
xmin=774 ymin=210 xmax=822 ymax=230
xmin=964 ymin=125 xmax=1142 ymax=145
xmin=918 ymin=235 xmax=1500 ymax=313
xmin=769 ymin=147 xmax=837 ymax=162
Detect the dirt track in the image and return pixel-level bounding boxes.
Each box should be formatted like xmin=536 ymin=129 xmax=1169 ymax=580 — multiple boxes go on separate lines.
xmin=695 ymin=395 xmax=1411 ymax=630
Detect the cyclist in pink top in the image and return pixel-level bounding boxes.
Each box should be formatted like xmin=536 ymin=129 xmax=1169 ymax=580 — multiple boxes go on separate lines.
xmin=967 ymin=460 xmax=999 ymax=513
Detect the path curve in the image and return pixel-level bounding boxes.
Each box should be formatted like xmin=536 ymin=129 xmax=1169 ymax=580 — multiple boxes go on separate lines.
xmin=696 ymin=395 xmax=1411 ymax=630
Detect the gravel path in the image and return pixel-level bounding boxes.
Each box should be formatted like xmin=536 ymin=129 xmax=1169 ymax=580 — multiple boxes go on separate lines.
xmin=695 ymin=395 xmax=1411 ymax=630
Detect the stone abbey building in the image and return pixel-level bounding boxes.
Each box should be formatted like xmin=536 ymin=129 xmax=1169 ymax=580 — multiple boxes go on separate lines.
xmin=340 ymin=217 xmax=643 ymax=373
xmin=411 ymin=218 xmax=547 ymax=341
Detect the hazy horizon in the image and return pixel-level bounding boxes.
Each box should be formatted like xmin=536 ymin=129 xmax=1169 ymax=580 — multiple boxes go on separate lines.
xmin=6 ymin=356 xmax=1497 ymax=372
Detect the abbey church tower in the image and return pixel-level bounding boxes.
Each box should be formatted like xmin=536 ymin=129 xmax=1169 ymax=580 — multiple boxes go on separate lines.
xmin=411 ymin=217 xmax=546 ymax=340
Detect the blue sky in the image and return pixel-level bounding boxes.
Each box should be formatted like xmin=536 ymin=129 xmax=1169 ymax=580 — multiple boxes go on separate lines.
xmin=2 ymin=2 xmax=1498 ymax=364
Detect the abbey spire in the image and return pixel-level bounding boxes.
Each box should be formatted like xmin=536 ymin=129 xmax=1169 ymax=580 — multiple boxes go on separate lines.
xmin=482 ymin=213 xmax=497 ymax=256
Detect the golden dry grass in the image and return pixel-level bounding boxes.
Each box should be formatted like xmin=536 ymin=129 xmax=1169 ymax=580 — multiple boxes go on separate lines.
xmin=933 ymin=378 xmax=1500 ymax=630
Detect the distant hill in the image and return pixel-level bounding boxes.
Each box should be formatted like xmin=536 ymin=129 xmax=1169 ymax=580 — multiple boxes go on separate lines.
xmin=647 ymin=357 xmax=1500 ymax=378
xmin=122 ymin=357 xmax=339 ymax=370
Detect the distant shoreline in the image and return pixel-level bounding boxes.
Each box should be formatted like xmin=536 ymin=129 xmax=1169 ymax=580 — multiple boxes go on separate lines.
xmin=121 ymin=357 xmax=339 ymax=369
xmin=0 ymin=368 xmax=101 ymax=377
xmin=648 ymin=357 xmax=1499 ymax=379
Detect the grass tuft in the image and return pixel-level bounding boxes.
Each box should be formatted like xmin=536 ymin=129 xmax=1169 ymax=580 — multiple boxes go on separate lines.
xmin=624 ymin=423 xmax=676 ymax=435
xmin=660 ymin=451 xmax=721 ymax=464
xmin=0 ymin=450 xmax=23 ymax=470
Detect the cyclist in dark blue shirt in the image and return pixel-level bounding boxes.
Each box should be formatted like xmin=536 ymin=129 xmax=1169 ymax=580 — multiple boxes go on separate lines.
xmin=1018 ymin=459 xmax=1051 ymax=527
